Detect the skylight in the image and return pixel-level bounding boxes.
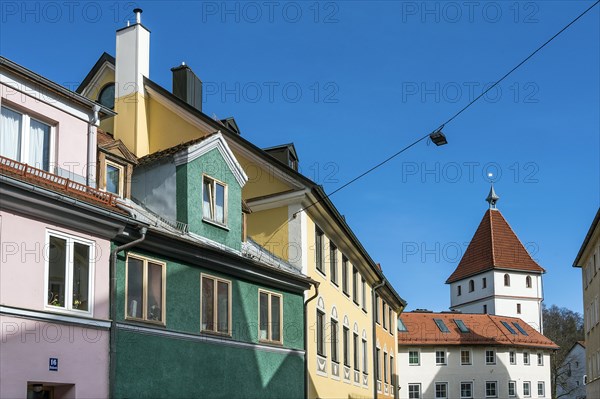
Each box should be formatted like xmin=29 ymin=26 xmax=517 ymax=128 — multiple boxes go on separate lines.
xmin=398 ymin=318 xmax=408 ymax=332
xmin=501 ymin=321 xmax=517 ymax=335
xmin=512 ymin=322 xmax=528 ymax=336
xmin=434 ymin=318 xmax=450 ymax=333
xmin=453 ymin=319 xmax=469 ymax=333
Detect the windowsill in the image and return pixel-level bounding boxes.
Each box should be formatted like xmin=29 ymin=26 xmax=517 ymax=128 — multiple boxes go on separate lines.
xmin=202 ymin=217 xmax=230 ymax=231
xmin=362 ymin=308 xmax=367 ymax=314
xmin=44 ymin=305 xmax=93 ymax=318
xmin=124 ymin=316 xmax=166 ymax=327
xmin=259 ymin=339 xmax=284 ymax=347
xmin=316 ymin=268 xmax=327 ymax=279
xmin=201 ymin=329 xmax=232 ymax=338
xmin=342 ymin=290 xmax=349 ymax=297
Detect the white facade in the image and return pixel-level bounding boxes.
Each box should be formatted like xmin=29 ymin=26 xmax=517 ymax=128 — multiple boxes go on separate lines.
xmin=450 ymin=270 xmax=544 ymax=332
xmin=397 ymin=346 xmax=552 ymax=399
xmin=556 ymin=343 xmax=587 ymax=399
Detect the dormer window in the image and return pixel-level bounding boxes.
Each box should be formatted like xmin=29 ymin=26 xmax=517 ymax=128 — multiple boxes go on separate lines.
xmin=203 ymin=175 xmax=227 ymax=225
xmin=105 ymin=160 xmax=124 ymax=197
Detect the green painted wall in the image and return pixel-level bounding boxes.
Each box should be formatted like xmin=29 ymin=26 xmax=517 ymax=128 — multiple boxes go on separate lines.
xmin=176 ymin=148 xmax=243 ymax=251
xmin=114 ymin=249 xmax=305 ymax=397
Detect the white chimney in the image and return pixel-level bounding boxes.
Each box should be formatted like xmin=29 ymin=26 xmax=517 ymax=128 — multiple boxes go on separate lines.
xmin=115 ymin=8 xmax=149 ymax=99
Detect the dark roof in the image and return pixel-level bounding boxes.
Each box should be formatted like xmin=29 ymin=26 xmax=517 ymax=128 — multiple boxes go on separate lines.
xmin=447 ymin=209 xmax=545 ymax=283
xmin=398 ymin=312 xmax=558 ymax=350
xmin=97 ymin=129 xmax=138 ymax=164
xmin=263 ymin=143 xmax=299 ymax=161
xmin=76 ymin=52 xmax=116 ymax=94
xmin=0 ymin=56 xmax=115 ymax=118
xmin=573 ymin=207 xmax=600 ymax=267
xmin=137 ymin=132 xmax=218 ymax=165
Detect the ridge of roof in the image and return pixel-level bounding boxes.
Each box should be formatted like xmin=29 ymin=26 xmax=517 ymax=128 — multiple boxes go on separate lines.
xmin=573 ymin=207 xmax=600 ymax=267
xmin=137 ymin=132 xmax=219 ymax=165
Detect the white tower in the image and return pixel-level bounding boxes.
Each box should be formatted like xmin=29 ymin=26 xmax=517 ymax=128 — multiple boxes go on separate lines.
xmin=446 ymin=186 xmax=545 ymax=332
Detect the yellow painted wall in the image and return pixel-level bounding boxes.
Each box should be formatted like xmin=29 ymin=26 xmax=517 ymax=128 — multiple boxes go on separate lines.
xmin=234 ymin=153 xmax=294 ymax=200
xmin=114 ymin=93 xmax=149 ymax=156
xmin=375 ymin=299 xmax=397 ymax=399
xmin=81 ymin=67 xmax=115 ymax=133
xmin=246 ymin=207 xmax=289 ymax=261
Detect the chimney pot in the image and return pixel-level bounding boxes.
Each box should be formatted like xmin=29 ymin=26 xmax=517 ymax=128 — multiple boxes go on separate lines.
xmin=171 ymin=64 xmax=203 ymax=112
xmin=133 ymin=8 xmax=143 ymax=24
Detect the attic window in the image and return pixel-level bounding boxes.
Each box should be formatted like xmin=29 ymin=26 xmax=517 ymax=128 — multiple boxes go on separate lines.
xmin=454 ymin=319 xmax=469 ymax=333
xmin=434 ymin=318 xmax=450 ymax=333
xmin=104 ymin=160 xmax=124 ymax=197
xmin=98 ymin=83 xmax=115 ymax=109
xmin=203 ymin=175 xmax=227 ymax=225
xmin=512 ymin=322 xmax=528 ymax=336
xmin=501 ymin=321 xmax=517 ymax=335
xmin=398 ymin=318 xmax=408 ymax=332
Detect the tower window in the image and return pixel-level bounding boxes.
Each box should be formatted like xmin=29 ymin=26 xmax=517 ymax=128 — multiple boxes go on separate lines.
xmin=504 ymin=274 xmax=510 ymax=286
xmin=457 ymin=285 xmax=462 ymax=296
xmin=469 ymin=280 xmax=474 ymax=292
xmin=526 ymin=276 xmax=532 ymax=288
xmin=517 ymin=303 xmax=522 ymax=314
xmin=482 ymin=277 xmax=487 ymax=289
xmin=483 ymin=304 xmax=488 ymax=314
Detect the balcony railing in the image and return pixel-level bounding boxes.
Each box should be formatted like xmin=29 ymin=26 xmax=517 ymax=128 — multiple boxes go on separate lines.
xmin=0 ymin=155 xmax=117 ymax=206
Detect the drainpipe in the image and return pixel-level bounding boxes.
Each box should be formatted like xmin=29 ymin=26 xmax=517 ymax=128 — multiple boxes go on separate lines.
xmin=87 ymin=105 xmax=100 ymax=186
xmin=372 ymin=279 xmax=386 ymax=399
xmin=304 ymin=281 xmax=320 ymax=399
xmin=109 ymin=227 xmax=147 ymax=399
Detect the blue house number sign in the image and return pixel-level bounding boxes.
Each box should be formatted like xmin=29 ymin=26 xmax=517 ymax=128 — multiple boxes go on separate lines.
xmin=49 ymin=358 xmax=58 ymax=371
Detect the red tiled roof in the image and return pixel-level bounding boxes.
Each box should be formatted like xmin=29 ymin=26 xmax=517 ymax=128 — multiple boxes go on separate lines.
xmin=446 ymin=209 xmax=545 ymax=283
xmin=398 ymin=312 xmax=558 ymax=350
xmin=0 ymin=155 xmax=126 ymax=214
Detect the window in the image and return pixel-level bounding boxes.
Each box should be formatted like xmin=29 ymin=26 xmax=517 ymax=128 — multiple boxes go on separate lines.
xmin=375 ymin=294 xmax=380 ymax=323
xmin=461 ymin=349 xmax=471 ymax=365
xmin=315 ymin=227 xmax=324 ymax=274
xmin=376 ymin=348 xmax=381 ymax=381
xmin=510 ymin=351 xmax=516 ymax=365
xmin=513 ymin=322 xmax=529 ymax=335
xmin=343 ymin=326 xmax=350 ymax=367
xmin=329 ymin=243 xmax=338 ymax=285
xmin=126 ymin=254 xmax=165 ymax=323
xmin=537 ymin=353 xmax=543 ymax=366
xmin=483 ymin=304 xmax=488 ymax=313
xmin=408 ymin=384 xmax=421 ymax=399
xmin=398 ymin=318 xmax=408 ymax=332
xmin=526 ymin=275 xmax=532 ymax=288
xmin=390 ymin=355 xmax=395 ymax=386
xmin=389 ymin=308 xmax=394 ymax=333
xmin=352 ymin=267 xmax=359 ymax=303
xmin=436 ymin=350 xmax=447 ymax=365
xmin=383 ymin=301 xmax=388 ymax=330
xmin=486 ymin=381 xmax=498 ymax=398
xmin=461 ymin=382 xmax=473 ymax=399
xmin=523 ymin=381 xmax=531 ymax=397
xmin=537 ymin=381 xmax=545 ymax=397
xmin=98 ymin=83 xmax=115 ymax=109
xmin=508 ymin=381 xmax=516 ymax=397
xmin=469 ymin=279 xmax=474 ymax=292
xmin=202 ymin=176 xmax=227 ymax=225
xmin=517 ymin=303 xmax=522 ymax=314
xmin=455 ymin=319 xmax=470 ymax=333
xmin=342 ymin=256 xmax=349 ymax=295
xmin=501 ymin=321 xmax=517 ymax=334
xmin=383 ymin=352 xmax=388 ymax=383
xmin=1 ymin=105 xmax=52 ymax=170
xmin=46 ymin=232 xmax=94 ymax=313
xmin=259 ymin=290 xmax=282 ymax=343
xmin=504 ymin=273 xmax=510 ymax=286
xmin=330 ymin=319 xmax=339 ymax=363
xmin=361 ymin=277 xmax=367 ymax=311
xmin=316 ymin=309 xmax=325 ymax=356
xmin=434 ymin=318 xmax=450 ymax=333
xmin=457 ymin=285 xmax=462 ymax=296
xmin=435 ymin=382 xmax=448 ymax=399
xmin=482 ymin=277 xmax=487 ymax=288
xmin=362 ymin=338 xmax=368 ymax=374
xmin=486 ymin=349 xmax=496 ymax=365
xmin=353 ymin=332 xmax=359 ymax=371
xmin=201 ymin=274 xmax=230 ymax=334
xmin=105 ymin=160 xmax=124 ymax=197
xmin=409 ymin=350 xmax=420 ymax=365
xmin=524 ymin=352 xmax=530 ymax=365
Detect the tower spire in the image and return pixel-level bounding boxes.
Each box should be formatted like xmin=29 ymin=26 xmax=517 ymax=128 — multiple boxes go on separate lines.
xmin=486 ymin=184 xmax=500 ymax=209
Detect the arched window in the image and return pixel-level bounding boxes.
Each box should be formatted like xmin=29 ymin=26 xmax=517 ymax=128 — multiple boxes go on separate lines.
xmin=504 ymin=274 xmax=510 ymax=286
xmin=98 ymin=83 xmax=115 ymax=110
xmin=469 ymin=280 xmax=475 ymax=292
xmin=526 ymin=276 xmax=532 ymax=288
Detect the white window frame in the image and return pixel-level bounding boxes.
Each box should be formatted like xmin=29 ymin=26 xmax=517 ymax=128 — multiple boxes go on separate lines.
xmin=258 ymin=289 xmax=283 ymax=344
xmin=104 ymin=159 xmax=125 ymax=197
xmin=524 ymin=351 xmax=530 ymax=365
xmin=0 ymin=104 xmax=55 ymax=171
xmin=435 ymin=348 xmax=447 ymax=366
xmin=510 ymin=350 xmax=516 ymax=365
xmin=434 ymin=382 xmax=448 ymax=399
xmin=485 ymin=381 xmax=498 ymax=398
xmin=461 ymin=349 xmax=472 ymax=365
xmin=200 ymin=273 xmax=232 ymax=335
xmin=508 ymin=380 xmax=517 ymax=397
xmin=202 ymin=174 xmax=228 ymax=226
xmin=486 ymin=349 xmax=496 ymax=365
xmin=44 ymin=230 xmax=95 ymax=316
xmin=523 ymin=381 xmax=531 ymax=398
xmin=537 ymin=381 xmax=545 ymax=397
xmin=408 ymin=349 xmax=420 ymax=366
xmin=460 ymin=381 xmax=473 ymax=399
xmin=408 ymin=383 xmax=421 ymax=399
xmin=125 ymin=254 xmax=167 ymax=325
xmin=537 ymin=353 xmax=543 ymax=366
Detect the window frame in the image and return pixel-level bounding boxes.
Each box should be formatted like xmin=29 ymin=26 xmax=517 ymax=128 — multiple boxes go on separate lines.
xmin=44 ymin=230 xmax=95 ymax=316
xmin=524 ymin=351 xmax=530 ymax=365
xmin=382 ymin=301 xmax=388 ymax=330
xmin=508 ymin=380 xmax=517 ymax=397
xmin=523 ymin=381 xmax=531 ymax=397
xmin=0 ymin=104 xmax=55 ymax=171
xmin=504 ymin=273 xmax=511 ymax=286
xmin=485 ymin=381 xmax=498 ymax=398
xmin=526 ymin=275 xmax=532 ymax=288
xmin=376 ymin=347 xmax=382 ymax=382
xmin=486 ymin=349 xmax=496 ymax=365
xmin=509 ymin=350 xmax=516 ymax=365
xmin=125 ymin=253 xmax=167 ymax=325
xmin=329 ymin=242 xmax=338 ymax=286
xmin=343 ymin=325 xmax=350 ymax=367
xmin=202 ymin=174 xmax=228 ymax=226
xmin=482 ymin=277 xmax=487 ymax=288
xmin=341 ymin=256 xmax=349 ymax=295
xmin=362 ymin=337 xmax=368 ymax=375
xmin=537 ymin=381 xmax=545 ymax=397
xmin=537 ymin=353 xmax=543 ymax=366
xmin=457 ymin=285 xmax=462 ymax=296
xmin=200 ymin=273 xmax=232 ymax=336
xmin=408 ymin=383 xmax=421 ymax=399
xmin=316 ymin=308 xmax=326 ymax=357
xmin=361 ymin=276 xmax=367 ymax=312
xmin=353 ymin=332 xmax=360 ymax=371
xmin=435 ymin=382 xmax=448 ymax=399
xmin=408 ymin=349 xmax=420 ymax=366
xmin=104 ymin=159 xmax=125 ymax=197
xmin=435 ymin=349 xmax=447 ymax=366
xmin=383 ymin=351 xmax=388 ymax=383
xmin=315 ymin=227 xmax=324 ymax=275
xmin=469 ymin=279 xmax=474 ymax=292
xmin=461 ymin=349 xmax=472 ymax=365
xmin=330 ymin=317 xmax=339 ymax=363
xmin=258 ymin=289 xmax=283 ymax=344
xmin=460 ymin=381 xmax=473 ymax=399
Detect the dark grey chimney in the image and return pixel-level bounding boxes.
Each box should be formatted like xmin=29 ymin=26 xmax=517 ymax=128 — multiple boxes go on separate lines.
xmin=171 ymin=63 xmax=202 ymax=112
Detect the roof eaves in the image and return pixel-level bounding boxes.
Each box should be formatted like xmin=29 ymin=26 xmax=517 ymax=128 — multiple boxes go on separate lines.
xmin=573 ymin=207 xmax=600 ymax=267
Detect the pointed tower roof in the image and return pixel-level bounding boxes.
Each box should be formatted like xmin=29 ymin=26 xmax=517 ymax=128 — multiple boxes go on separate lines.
xmin=446 ymin=206 xmax=545 ymax=284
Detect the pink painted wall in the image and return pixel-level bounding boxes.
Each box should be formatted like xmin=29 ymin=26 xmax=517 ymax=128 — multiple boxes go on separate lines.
xmin=0 ymin=210 xmax=111 ymax=319
xmin=0 ymin=315 xmax=109 ymax=399
xmin=0 ymin=78 xmax=95 ymax=182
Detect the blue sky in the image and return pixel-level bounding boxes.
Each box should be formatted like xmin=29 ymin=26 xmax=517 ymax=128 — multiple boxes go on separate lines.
xmin=1 ymin=1 xmax=598 ymax=313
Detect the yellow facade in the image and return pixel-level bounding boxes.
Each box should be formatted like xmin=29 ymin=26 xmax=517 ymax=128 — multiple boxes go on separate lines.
xmin=374 ymin=293 xmax=398 ymax=399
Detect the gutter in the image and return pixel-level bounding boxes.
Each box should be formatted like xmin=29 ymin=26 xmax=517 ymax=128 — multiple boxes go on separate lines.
xmin=371 ymin=279 xmax=386 ymax=399
xmin=304 ymin=281 xmax=320 ymax=399
xmin=109 ymin=227 xmax=147 ymax=399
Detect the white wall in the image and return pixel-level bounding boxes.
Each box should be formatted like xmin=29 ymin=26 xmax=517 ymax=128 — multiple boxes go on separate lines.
xmin=556 ymin=344 xmax=587 ymax=399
